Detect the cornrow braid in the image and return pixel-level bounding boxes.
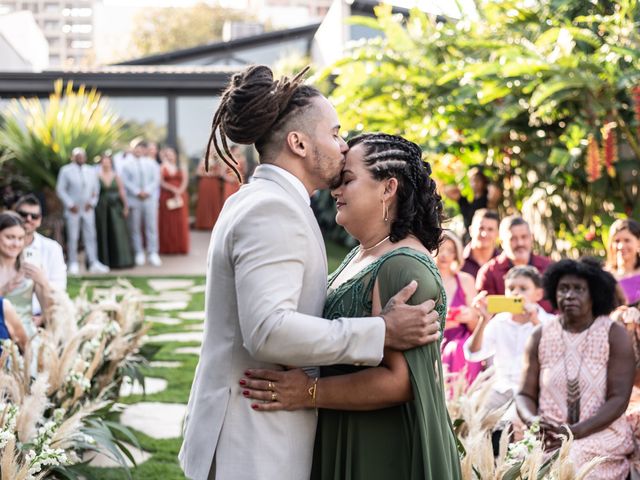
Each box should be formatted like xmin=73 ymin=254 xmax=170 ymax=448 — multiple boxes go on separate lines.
xmin=204 ymin=65 xmax=314 ymax=183
xmin=348 ymin=133 xmax=444 ymax=252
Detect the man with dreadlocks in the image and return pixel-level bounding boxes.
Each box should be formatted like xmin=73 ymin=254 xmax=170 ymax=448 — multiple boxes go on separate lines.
xmin=179 ymin=65 xmax=441 ymax=480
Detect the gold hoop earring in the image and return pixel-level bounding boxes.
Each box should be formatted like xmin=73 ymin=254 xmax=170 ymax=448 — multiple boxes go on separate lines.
xmin=382 ymin=199 xmax=389 ymax=223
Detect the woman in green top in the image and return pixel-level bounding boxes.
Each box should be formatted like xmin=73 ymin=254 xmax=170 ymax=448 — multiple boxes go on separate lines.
xmin=241 ymin=133 xmax=461 ymax=479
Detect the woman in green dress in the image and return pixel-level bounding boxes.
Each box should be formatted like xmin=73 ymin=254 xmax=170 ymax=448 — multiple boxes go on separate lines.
xmin=95 ymin=152 xmax=134 ymax=269
xmin=241 ymin=133 xmax=462 ymax=479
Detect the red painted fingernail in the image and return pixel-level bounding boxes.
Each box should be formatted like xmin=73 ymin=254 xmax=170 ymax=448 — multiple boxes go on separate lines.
xmin=251 ymin=404 xmax=258 ymax=410
xmin=242 ymin=390 xmax=249 ymax=396
xmin=239 ymin=379 xmax=246 ymax=386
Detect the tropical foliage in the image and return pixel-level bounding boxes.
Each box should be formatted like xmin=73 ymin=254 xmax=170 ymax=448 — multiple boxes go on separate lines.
xmin=318 ymin=0 xmax=640 ymax=256
xmin=0 ymin=280 xmax=148 ymax=478
xmin=0 ymin=80 xmax=122 ymax=191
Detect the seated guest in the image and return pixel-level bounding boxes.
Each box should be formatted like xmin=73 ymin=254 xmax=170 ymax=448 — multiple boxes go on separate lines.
xmin=517 ymin=259 xmax=634 ymax=479
xmin=0 ymin=212 xmax=51 ymax=344
xmin=605 ymin=218 xmax=640 ymax=306
xmin=461 ymin=209 xmax=501 ymax=279
xmin=222 ymin=145 xmax=246 ymax=201
xmin=13 ymin=194 xmax=66 ymax=319
xmin=0 ymin=297 xmax=27 ymax=354
xmin=476 ymin=215 xmax=552 ymax=311
xmin=465 ymin=266 xmax=554 ymax=418
xmin=436 ymin=230 xmax=481 ymax=383
xmin=95 ymin=152 xmax=134 ymax=269
xmin=194 ymin=156 xmax=224 ymax=231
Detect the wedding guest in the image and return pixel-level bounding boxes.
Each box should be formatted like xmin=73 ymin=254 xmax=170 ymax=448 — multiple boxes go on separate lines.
xmin=158 ymin=146 xmax=189 ymax=254
xmin=517 ymin=259 xmax=635 ymax=479
xmin=222 ymin=145 xmax=246 ymax=201
xmin=606 ymin=219 xmax=640 ymax=306
xmin=95 ymin=152 xmax=134 ymax=269
xmin=0 ymin=297 xmax=27 ymax=354
xmin=121 ymin=139 xmax=162 ymax=267
xmin=194 ymin=156 xmax=224 ymax=230
xmin=461 ymin=209 xmax=501 ymax=278
xmin=13 ymin=194 xmax=66 ymax=318
xmin=0 ymin=212 xmax=50 ymax=345
xmin=477 ymin=215 xmax=552 ymax=311
xmin=56 ymin=147 xmax=109 ymax=275
xmin=436 ymin=230 xmax=481 ymax=383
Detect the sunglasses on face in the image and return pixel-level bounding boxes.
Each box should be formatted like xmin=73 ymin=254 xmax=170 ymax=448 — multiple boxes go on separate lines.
xmin=16 ymin=210 xmax=42 ymax=220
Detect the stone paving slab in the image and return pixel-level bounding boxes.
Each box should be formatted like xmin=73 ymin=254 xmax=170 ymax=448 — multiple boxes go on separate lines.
xmin=147 ymin=279 xmax=195 ymax=291
xmin=140 ymin=292 xmax=192 ymax=303
xmin=119 ymin=377 xmax=168 ymax=397
xmin=174 ymin=346 xmax=201 ymax=356
xmin=178 ymin=311 xmax=206 ymax=321
xmin=147 ymin=332 xmax=203 ymax=343
xmin=143 ymin=301 xmax=189 ymax=311
xmin=84 ymin=442 xmax=151 ymax=468
xmin=149 ymin=361 xmax=182 ymax=369
xmin=185 ymin=324 xmax=204 ymax=331
xmin=188 ymin=284 xmax=206 ymax=294
xmin=145 ymin=315 xmax=181 ymax=325
xmin=121 ymin=403 xmax=187 ymax=439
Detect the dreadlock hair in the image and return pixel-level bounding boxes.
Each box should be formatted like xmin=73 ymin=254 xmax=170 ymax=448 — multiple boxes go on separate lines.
xmin=348 ymin=133 xmax=444 ymax=252
xmin=205 ymin=64 xmax=321 ymax=183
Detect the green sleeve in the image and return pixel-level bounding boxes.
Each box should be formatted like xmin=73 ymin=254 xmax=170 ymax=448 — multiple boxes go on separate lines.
xmin=376 ymin=253 xmax=443 ymax=310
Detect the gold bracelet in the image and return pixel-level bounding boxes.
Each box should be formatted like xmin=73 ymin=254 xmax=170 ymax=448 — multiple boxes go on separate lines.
xmin=308 ymin=377 xmax=318 ymax=414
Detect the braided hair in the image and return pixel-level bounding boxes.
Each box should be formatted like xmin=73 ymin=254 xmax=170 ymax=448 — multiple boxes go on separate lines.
xmin=348 ymin=133 xmax=443 ymax=252
xmin=205 ymin=65 xmax=321 ymax=182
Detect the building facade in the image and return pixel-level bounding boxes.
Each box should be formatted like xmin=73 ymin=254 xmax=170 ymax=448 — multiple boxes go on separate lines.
xmin=0 ymin=0 xmax=93 ymax=67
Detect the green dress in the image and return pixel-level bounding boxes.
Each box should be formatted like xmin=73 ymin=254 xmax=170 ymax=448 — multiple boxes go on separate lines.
xmin=312 ymin=247 xmax=462 ymax=480
xmin=95 ymin=178 xmax=134 ymax=269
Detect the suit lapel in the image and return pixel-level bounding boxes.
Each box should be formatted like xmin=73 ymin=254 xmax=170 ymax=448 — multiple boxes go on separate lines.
xmin=252 ymin=165 xmax=328 ymax=274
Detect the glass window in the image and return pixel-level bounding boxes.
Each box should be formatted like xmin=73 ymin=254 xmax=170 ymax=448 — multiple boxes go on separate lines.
xmin=105 ymin=96 xmax=168 ymax=148
xmin=176 ymin=96 xmax=220 ymax=163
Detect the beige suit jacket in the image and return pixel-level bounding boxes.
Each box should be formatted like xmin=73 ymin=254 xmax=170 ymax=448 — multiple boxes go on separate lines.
xmin=179 ymin=165 xmax=385 ymax=480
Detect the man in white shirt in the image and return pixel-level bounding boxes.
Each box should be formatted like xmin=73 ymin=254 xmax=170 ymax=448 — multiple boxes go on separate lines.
xmin=13 ymin=194 xmax=66 ymax=317
xmin=56 ymin=147 xmax=109 ymax=275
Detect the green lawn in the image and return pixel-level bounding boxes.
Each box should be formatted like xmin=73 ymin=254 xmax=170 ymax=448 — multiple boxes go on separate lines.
xmin=66 ymin=239 xmax=350 ymax=479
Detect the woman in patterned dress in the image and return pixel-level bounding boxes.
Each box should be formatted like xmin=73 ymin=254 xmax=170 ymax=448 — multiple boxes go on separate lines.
xmin=517 ymin=258 xmax=635 ymax=479
xmin=239 ymin=133 xmax=461 ymax=479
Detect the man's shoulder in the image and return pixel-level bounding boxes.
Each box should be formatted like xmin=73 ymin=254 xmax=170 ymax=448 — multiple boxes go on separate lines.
xmin=481 ymin=253 xmax=509 ymax=272
xmin=35 ymin=232 xmax=63 ymax=251
xmin=531 ymin=253 xmax=553 ymax=270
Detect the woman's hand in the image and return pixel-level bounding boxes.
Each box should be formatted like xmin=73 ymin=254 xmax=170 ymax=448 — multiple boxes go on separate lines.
xmin=21 ymin=262 xmax=47 ymax=287
xmin=240 ymin=368 xmax=314 ymax=412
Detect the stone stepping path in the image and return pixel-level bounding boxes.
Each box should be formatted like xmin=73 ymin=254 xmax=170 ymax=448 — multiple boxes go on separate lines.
xmin=119 ymin=377 xmax=168 ymax=397
xmin=188 ymin=284 xmax=206 ymax=294
xmin=179 ymin=311 xmax=205 ymax=321
xmin=147 ymin=279 xmax=195 ymax=291
xmin=143 ymin=301 xmax=190 ymax=311
xmin=140 ymin=291 xmax=192 ymax=303
xmin=121 ymin=403 xmax=187 ymax=439
xmin=185 ymin=324 xmax=204 ymax=331
xmin=145 ymin=315 xmax=181 ymax=325
xmin=147 ymin=332 xmax=203 ymax=343
xmin=149 ymin=361 xmax=182 ymax=369
xmin=174 ymin=346 xmax=201 ymax=356
xmin=84 ymin=442 xmax=151 ymax=468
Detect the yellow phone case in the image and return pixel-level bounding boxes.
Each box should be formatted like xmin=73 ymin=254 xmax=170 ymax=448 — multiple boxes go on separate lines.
xmin=486 ymin=295 xmax=524 ymax=314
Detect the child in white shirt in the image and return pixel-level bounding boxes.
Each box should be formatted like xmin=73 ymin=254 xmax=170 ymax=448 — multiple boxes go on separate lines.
xmin=464 ymin=265 xmax=555 ymax=413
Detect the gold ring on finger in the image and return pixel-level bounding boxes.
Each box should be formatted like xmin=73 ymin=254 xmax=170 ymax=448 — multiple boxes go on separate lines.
xmin=271 ymin=392 xmax=278 ymax=402
xmin=268 ymin=381 xmax=274 ymax=391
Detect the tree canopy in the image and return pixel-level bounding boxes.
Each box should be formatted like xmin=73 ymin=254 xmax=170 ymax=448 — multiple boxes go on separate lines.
xmin=319 ymin=0 xmax=640 ymax=256
xmin=130 ymin=2 xmax=252 ymax=57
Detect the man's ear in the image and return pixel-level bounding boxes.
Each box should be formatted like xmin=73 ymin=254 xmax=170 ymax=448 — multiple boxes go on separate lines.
xmin=286 ymin=130 xmax=308 ymax=158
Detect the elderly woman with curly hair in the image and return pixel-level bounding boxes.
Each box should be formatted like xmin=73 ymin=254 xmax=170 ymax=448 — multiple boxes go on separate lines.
xmin=517 ymin=258 xmax=635 ymax=480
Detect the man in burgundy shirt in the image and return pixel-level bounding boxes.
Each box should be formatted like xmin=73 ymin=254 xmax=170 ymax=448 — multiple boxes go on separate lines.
xmin=461 ymin=209 xmax=501 ymax=279
xmin=476 ymin=215 xmax=553 ymax=311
